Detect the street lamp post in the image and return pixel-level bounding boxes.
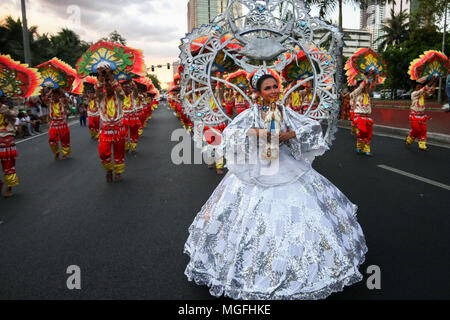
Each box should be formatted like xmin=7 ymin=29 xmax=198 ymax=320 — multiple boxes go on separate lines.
xmin=21 ymin=0 xmax=32 ymax=65
xmin=438 ymin=0 xmax=448 ymax=104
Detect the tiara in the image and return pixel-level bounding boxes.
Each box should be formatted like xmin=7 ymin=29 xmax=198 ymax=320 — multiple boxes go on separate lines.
xmin=251 ymin=69 xmax=273 ymax=90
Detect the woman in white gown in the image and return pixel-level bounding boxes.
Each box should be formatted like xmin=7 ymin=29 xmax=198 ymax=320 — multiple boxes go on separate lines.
xmin=184 ymin=70 xmax=368 ymax=300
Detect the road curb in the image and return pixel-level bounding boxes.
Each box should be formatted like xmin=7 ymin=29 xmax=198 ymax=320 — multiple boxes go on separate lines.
xmin=337 ymin=120 xmax=450 ymax=146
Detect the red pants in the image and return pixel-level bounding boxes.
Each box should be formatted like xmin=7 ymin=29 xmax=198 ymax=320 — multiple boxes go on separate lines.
xmin=236 ymin=104 xmax=248 ymax=115
xmin=0 ymin=135 xmax=19 ymax=187
xmin=124 ymin=124 xmax=140 ymax=144
xmin=409 ymin=115 xmax=428 ymax=141
xmin=88 ymin=116 xmax=100 ymax=136
xmin=99 ymin=138 xmax=125 ymax=173
xmin=355 ymin=115 xmax=373 ymax=145
xmin=225 ymin=103 xmax=235 ymax=117
xmin=48 ymin=123 xmax=71 ymax=156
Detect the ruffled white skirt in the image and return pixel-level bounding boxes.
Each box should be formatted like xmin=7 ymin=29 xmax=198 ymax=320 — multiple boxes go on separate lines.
xmin=184 ymin=169 xmax=368 ymax=300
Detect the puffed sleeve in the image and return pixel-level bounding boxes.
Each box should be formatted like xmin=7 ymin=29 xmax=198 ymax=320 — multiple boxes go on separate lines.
xmin=283 ymin=106 xmax=329 ymax=163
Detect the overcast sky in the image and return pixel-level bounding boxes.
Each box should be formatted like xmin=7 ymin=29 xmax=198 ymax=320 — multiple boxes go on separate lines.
xmin=0 ymin=0 xmax=360 ymax=88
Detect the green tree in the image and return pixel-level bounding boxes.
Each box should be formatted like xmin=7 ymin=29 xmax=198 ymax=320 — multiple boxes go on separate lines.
xmin=49 ymin=28 xmax=91 ymax=67
xmin=100 ymin=30 xmax=127 ymax=46
xmin=382 ymin=25 xmax=450 ymax=94
xmin=0 ymin=16 xmax=38 ymax=62
xmin=147 ymin=74 xmax=161 ymax=91
xmin=376 ymin=8 xmax=410 ymax=51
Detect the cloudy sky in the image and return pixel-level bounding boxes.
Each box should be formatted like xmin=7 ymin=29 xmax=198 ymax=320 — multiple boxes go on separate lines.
xmin=0 ymin=0 xmax=360 ymax=88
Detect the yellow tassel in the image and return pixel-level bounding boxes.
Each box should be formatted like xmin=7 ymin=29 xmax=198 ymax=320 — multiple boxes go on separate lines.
xmin=131 ymin=143 xmax=137 ymax=152
xmin=138 ymin=128 xmax=143 ymax=136
xmin=5 ymin=173 xmax=19 ymax=187
xmin=62 ymin=147 xmax=71 ymax=157
xmin=215 ymin=157 xmax=224 ymax=169
xmin=103 ymin=162 xmax=114 ymax=172
xmin=418 ymin=141 xmax=427 ymax=150
xmin=406 ymin=136 xmax=415 ymax=145
xmin=50 ymin=144 xmax=59 ymax=155
xmin=125 ymin=142 xmax=130 ymax=151
xmin=114 ymin=163 xmax=125 ymax=174
xmin=363 ymin=143 xmax=371 ymax=153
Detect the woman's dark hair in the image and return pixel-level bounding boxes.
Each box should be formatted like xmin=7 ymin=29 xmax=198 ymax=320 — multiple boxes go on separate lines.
xmin=18 ymin=112 xmax=25 ymax=118
xmin=254 ymin=74 xmax=278 ymax=92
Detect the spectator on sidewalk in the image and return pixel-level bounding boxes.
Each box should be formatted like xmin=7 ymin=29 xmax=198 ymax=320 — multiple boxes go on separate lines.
xmin=26 ymin=110 xmax=41 ymax=133
xmin=15 ymin=112 xmax=31 ymax=138
xmin=77 ymin=102 xmax=87 ymax=127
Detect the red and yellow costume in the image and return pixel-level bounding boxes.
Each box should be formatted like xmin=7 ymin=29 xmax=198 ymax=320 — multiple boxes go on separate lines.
xmin=122 ymin=91 xmax=140 ymax=152
xmin=406 ymin=85 xmax=435 ymax=150
xmin=0 ymin=105 xmax=19 ymax=188
xmin=235 ymin=94 xmax=249 ymax=114
xmin=290 ymin=91 xmax=302 ymax=113
xmin=96 ymin=80 xmax=126 ymax=174
xmin=224 ymin=91 xmax=235 ymax=117
xmin=47 ymin=96 xmax=71 ymax=157
xmin=350 ymin=79 xmax=375 ymax=154
xmin=87 ymin=98 xmax=100 ymax=139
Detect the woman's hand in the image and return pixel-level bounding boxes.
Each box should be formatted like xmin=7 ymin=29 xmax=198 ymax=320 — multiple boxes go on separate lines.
xmin=279 ymin=131 xmax=295 ymax=143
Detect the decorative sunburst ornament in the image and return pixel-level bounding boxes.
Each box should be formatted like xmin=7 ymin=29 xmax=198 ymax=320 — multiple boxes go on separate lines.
xmin=225 ymin=70 xmax=249 ymax=89
xmin=280 ymin=50 xmax=313 ymax=81
xmin=36 ymin=57 xmax=77 ymax=91
xmin=0 ymin=54 xmax=42 ymax=98
xmin=408 ymin=50 xmax=448 ymax=83
xmin=345 ymin=48 xmax=386 ymax=86
xmin=179 ymin=0 xmax=344 ymax=145
xmin=76 ymin=41 xmax=145 ymax=79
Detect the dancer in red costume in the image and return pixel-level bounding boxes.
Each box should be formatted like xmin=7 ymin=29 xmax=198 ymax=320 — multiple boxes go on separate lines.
xmin=42 ymin=88 xmax=72 ymax=160
xmin=96 ymin=67 xmax=126 ymax=182
xmin=406 ymin=76 xmax=437 ymax=151
xmin=86 ymin=90 xmax=100 ymax=139
xmin=350 ymin=70 xmax=377 ymax=156
xmin=121 ymin=80 xmax=140 ymax=153
xmin=0 ymin=97 xmax=19 ymax=198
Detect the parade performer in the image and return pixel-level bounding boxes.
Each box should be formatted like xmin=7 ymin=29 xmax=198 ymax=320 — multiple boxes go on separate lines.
xmin=37 ymin=58 xmax=78 ymax=160
xmin=407 ymin=50 xmax=448 ymax=151
xmin=0 ymin=98 xmax=19 ymax=198
xmin=84 ymin=77 xmax=100 ymax=139
xmin=96 ymin=67 xmax=126 ymax=182
xmin=406 ymin=78 xmax=437 ymax=150
xmin=350 ymin=71 xmax=376 ymax=156
xmin=345 ymin=48 xmax=386 ymax=155
xmin=0 ymin=54 xmax=41 ymax=197
xmin=121 ymin=80 xmax=140 ymax=153
xmin=43 ymin=88 xmax=72 ymax=160
xmin=184 ymin=69 xmax=367 ymax=300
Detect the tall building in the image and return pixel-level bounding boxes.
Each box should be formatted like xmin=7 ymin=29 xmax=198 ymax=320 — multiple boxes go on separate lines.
xmin=360 ymin=0 xmax=419 ymax=50
xmin=187 ymin=0 xmax=242 ymax=33
xmin=360 ymin=3 xmax=386 ymax=50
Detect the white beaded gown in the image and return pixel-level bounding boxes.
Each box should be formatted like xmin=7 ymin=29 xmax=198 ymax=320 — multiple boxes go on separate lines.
xmin=184 ymin=104 xmax=368 ymax=300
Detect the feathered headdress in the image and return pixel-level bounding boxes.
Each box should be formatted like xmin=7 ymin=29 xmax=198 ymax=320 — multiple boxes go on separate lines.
xmin=76 ymin=41 xmax=146 ymax=78
xmin=345 ymin=48 xmax=386 ymax=86
xmin=408 ymin=50 xmax=448 ymax=83
xmin=225 ymin=70 xmax=249 ymax=89
xmin=280 ymin=50 xmax=313 ymax=81
xmin=36 ymin=57 xmax=77 ymax=91
xmin=0 ymin=54 xmax=42 ymax=98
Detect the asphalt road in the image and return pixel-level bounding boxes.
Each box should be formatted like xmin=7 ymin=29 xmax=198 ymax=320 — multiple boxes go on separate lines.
xmin=1 ymin=102 xmax=449 ymax=300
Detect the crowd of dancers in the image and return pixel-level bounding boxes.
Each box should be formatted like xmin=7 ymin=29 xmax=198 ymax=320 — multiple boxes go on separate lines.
xmin=0 ymin=40 xmax=160 ymax=197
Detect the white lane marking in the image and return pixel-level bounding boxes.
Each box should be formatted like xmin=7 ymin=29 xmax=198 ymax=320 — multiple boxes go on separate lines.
xmin=378 ymin=164 xmax=450 ymax=191
xmin=15 ymin=121 xmax=78 ymax=145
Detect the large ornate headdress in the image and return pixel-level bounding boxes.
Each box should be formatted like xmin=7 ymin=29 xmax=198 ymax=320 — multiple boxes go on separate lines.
xmin=179 ymin=0 xmax=344 ymax=145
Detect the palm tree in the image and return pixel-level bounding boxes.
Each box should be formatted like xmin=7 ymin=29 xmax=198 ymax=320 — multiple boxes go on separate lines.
xmin=0 ymin=16 xmax=38 ymax=62
xmin=376 ymin=8 xmax=409 ymax=50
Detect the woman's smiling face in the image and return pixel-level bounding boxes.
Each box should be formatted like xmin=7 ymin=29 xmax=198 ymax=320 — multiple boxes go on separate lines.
xmin=258 ymin=77 xmax=280 ymax=104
